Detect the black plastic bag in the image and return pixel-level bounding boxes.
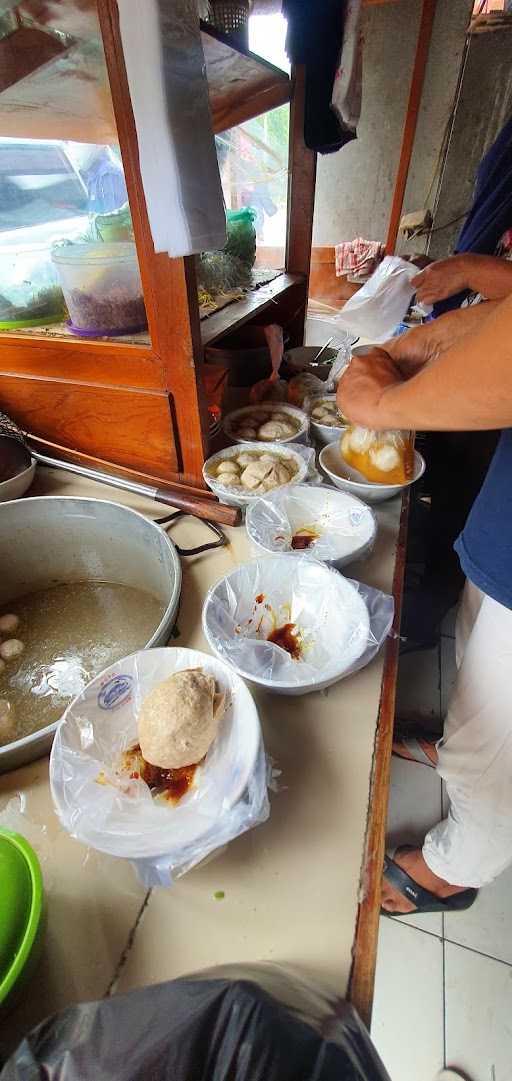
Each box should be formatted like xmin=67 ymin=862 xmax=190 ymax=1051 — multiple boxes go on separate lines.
xmin=1 ymin=965 xmax=391 ymax=1081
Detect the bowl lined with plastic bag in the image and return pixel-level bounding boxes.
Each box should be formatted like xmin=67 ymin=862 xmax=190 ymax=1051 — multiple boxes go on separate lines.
xmin=203 ymin=442 xmax=309 ymax=509
xmin=202 ymin=556 xmax=394 ymax=696
xmin=223 ymin=403 xmax=309 ymax=446
xmin=245 ymin=485 xmax=377 ymax=570
xmin=50 ymin=647 xmax=268 ymax=887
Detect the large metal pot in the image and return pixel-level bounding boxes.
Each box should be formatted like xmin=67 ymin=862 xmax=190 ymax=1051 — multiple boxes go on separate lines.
xmin=0 ymin=497 xmax=182 ymax=773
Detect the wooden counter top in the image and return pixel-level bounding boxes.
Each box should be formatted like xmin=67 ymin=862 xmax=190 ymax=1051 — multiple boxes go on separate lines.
xmin=0 ymin=467 xmax=406 ymax=1059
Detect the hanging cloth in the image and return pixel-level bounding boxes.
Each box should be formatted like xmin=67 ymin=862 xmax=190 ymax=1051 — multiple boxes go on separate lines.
xmin=283 ymin=0 xmax=356 ymax=154
xmin=117 ymin=0 xmax=226 ymax=257
xmin=331 ymin=0 xmax=363 ymax=134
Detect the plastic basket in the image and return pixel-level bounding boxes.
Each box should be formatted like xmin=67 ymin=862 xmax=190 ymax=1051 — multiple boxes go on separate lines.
xmin=207 ymin=1 xmax=250 ymax=35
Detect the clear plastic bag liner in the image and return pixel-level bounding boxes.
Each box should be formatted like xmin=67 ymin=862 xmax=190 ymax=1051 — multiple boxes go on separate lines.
xmin=205 ymin=443 xmax=314 ymax=499
xmin=317 ymin=256 xmax=431 ymax=342
xmin=0 ymin=964 xmax=391 ymax=1081
xmin=202 ymin=557 xmax=393 ymax=688
xmin=326 ymin=349 xmax=351 ymax=388
xmin=292 ymin=442 xmax=317 ymax=473
xmin=50 ymin=648 xmax=269 ymax=886
xmin=246 ymin=486 xmax=377 ymax=564
xmin=340 ymin=427 xmax=413 ymax=483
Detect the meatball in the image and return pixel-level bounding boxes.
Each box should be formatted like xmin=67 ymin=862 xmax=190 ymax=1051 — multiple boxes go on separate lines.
xmin=0 ymin=700 xmax=15 ymax=745
xmin=257 ymin=420 xmax=296 ymax=441
xmin=217 ymin=459 xmax=240 ymax=474
xmin=0 ymin=613 xmax=20 ymax=635
xmin=236 ymin=452 xmax=255 ymax=467
xmin=0 ymin=639 xmax=24 ymax=661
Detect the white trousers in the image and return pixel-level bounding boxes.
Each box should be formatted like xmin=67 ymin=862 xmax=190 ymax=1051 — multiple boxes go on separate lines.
xmin=423 ymin=580 xmax=512 ymax=887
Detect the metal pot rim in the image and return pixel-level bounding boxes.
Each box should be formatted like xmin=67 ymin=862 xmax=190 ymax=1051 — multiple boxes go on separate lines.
xmin=0 ymin=496 xmax=182 ymax=767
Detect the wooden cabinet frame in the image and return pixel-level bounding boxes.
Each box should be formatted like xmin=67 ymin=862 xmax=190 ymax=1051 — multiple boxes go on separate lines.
xmin=0 ymin=3 xmax=316 ymax=488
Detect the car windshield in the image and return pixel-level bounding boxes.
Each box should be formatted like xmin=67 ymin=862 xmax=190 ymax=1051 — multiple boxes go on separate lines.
xmin=0 ymin=140 xmax=88 ymax=233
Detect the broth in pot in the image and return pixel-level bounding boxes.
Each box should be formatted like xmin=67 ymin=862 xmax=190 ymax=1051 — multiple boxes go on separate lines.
xmin=0 ymin=581 xmax=165 ymax=746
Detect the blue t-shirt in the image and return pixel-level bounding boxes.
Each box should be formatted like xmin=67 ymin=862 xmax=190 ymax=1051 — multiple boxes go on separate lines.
xmin=455 ymin=429 xmax=512 ymax=609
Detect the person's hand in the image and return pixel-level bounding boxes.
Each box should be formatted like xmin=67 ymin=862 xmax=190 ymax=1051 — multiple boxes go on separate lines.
xmin=412 ymin=254 xmax=472 ymax=304
xmin=384 ymin=327 xmax=436 ymax=376
xmin=337 ymin=351 xmax=404 ymax=429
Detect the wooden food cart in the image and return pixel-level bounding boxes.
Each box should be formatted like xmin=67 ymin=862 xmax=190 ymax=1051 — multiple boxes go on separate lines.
xmin=0 ymin=0 xmax=315 ymax=488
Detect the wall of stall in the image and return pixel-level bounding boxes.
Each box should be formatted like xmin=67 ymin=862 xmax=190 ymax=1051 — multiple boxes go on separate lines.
xmin=312 ymin=0 xmax=473 ymax=256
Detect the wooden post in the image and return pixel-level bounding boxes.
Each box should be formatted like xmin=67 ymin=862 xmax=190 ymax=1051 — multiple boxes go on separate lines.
xmin=385 ymin=0 xmax=438 ymax=254
xmin=286 ymin=64 xmax=317 ymax=344
xmin=349 ymin=491 xmax=410 ymax=1027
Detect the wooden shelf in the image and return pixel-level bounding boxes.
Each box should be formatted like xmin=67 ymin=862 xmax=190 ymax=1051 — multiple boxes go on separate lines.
xmin=0 ymin=5 xmax=291 ymax=142
xmin=200 ymin=272 xmax=304 ymax=347
xmin=0 ymin=321 xmax=152 ymax=348
xmin=200 ymin=24 xmax=291 ymax=133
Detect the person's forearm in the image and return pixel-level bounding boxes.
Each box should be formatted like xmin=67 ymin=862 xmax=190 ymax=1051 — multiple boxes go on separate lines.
xmin=462 ymin=255 xmax=512 ymax=299
xmin=363 ymin=293 xmax=512 ymax=431
xmin=432 ymin=299 xmax=500 ymax=344
xmin=384 ymin=301 xmax=499 ymax=378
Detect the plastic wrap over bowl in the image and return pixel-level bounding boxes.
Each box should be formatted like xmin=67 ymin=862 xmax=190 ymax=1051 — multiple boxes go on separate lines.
xmin=203 ymin=443 xmax=310 ymax=509
xmin=50 ymin=648 xmax=267 ymax=886
xmin=245 ymin=485 xmax=377 ymax=569
xmin=202 ymin=556 xmax=394 ymax=696
xmin=223 ymin=403 xmax=309 ymax=446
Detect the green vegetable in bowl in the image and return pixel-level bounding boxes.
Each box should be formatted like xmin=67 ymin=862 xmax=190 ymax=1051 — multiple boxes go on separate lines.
xmin=224 ymin=208 xmax=257 ymax=268
xmin=195 ymin=208 xmax=257 ymax=299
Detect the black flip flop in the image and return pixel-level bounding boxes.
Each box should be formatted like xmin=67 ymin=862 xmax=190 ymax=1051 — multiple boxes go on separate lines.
xmin=394 ymin=717 xmax=443 ymax=743
xmin=382 ymin=855 xmax=478 ymax=916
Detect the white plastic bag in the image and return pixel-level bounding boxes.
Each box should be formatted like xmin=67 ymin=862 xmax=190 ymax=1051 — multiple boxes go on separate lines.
xmin=331 ymin=256 xmax=425 ymax=342
xmin=245 ymin=485 xmax=377 ymax=569
xmin=117 ymin=0 xmax=226 ymax=257
xmin=50 ymin=648 xmax=269 ymax=887
xmin=202 ymin=556 xmax=394 ymax=695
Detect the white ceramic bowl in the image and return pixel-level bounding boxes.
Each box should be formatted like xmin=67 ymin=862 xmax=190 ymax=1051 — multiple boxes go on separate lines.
xmin=319 ymin=444 xmax=426 ymax=504
xmin=223 ymin=403 xmax=309 ymax=446
xmin=202 ymin=556 xmax=371 ymax=696
xmin=350 ymin=343 xmax=381 ymax=358
xmin=0 ymin=459 xmax=36 ymax=502
xmin=245 ymin=484 xmax=376 ymax=569
xmin=308 ymin=394 xmax=348 ymax=446
xmin=50 ymin=647 xmax=262 ymax=860
xmin=203 ymin=442 xmax=308 ymax=509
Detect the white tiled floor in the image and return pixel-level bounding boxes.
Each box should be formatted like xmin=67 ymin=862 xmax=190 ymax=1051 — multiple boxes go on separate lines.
xmin=371 ymin=631 xmax=512 ymax=1081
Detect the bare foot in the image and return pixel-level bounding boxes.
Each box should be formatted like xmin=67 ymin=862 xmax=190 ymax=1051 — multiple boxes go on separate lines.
xmin=382 ymin=847 xmax=466 ymax=914
xmin=392 ymin=737 xmax=438 ymax=766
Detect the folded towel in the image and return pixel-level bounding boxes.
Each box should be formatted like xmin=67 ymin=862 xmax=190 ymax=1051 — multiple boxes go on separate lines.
xmin=335 ymin=238 xmax=385 ymax=279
